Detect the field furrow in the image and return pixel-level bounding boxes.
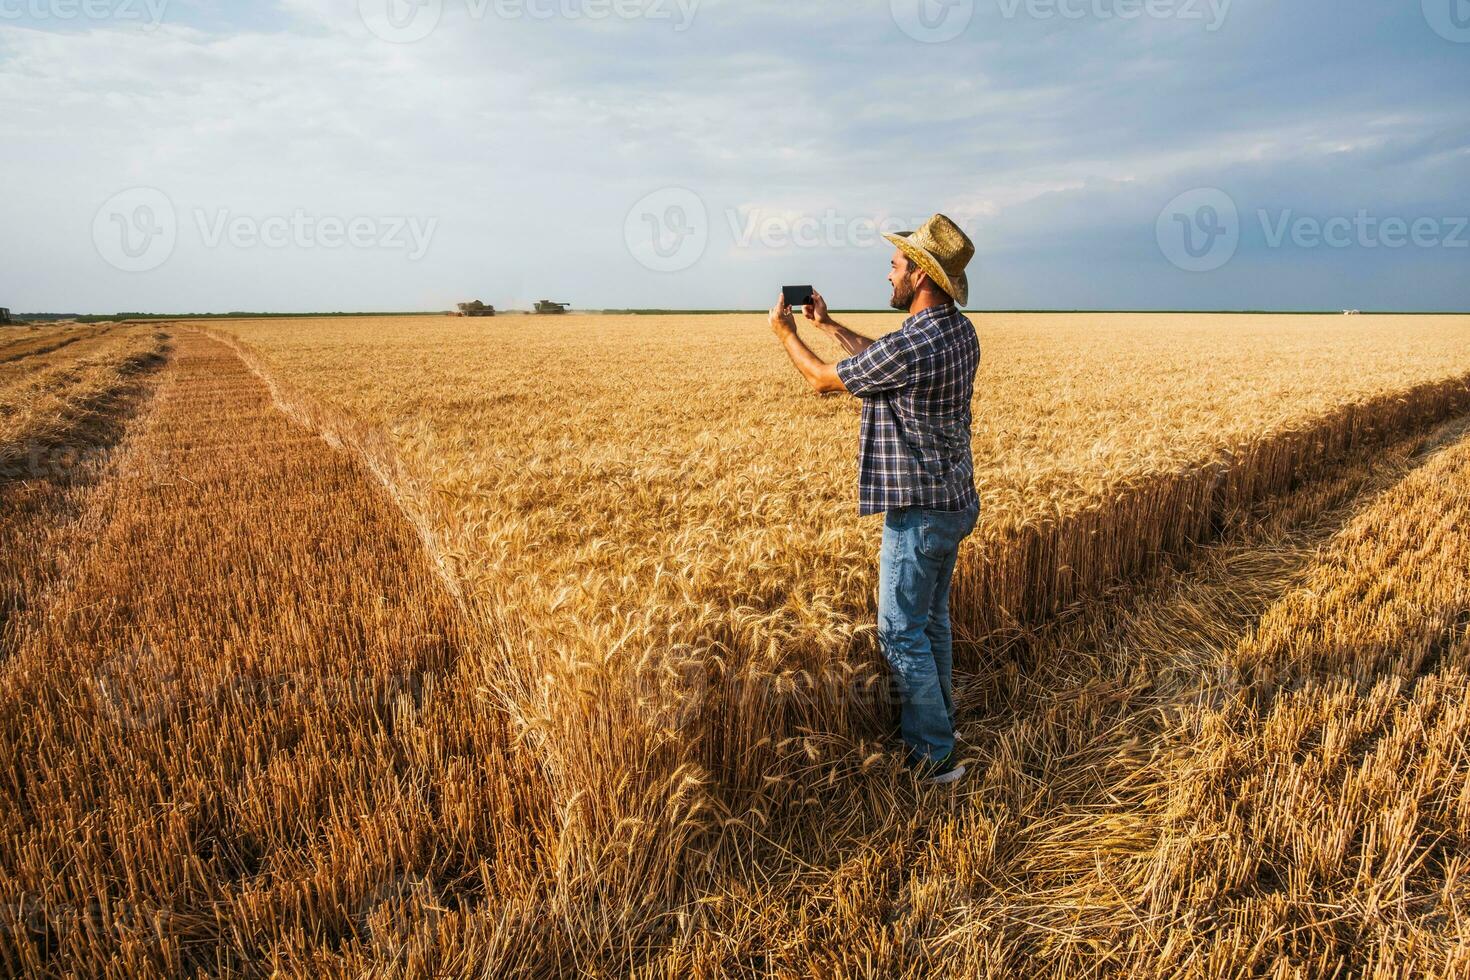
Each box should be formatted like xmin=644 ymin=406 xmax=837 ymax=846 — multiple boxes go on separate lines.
xmin=0 ymin=325 xmax=110 ymax=366
xmin=0 ymin=325 xmax=170 ymax=645
xmin=646 ymin=404 xmax=1470 ymax=978
xmin=0 ymin=325 xmax=164 ymax=470
xmin=0 ymin=331 xmax=550 ymax=978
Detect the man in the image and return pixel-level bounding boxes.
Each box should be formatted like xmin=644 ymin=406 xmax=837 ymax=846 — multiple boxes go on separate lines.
xmin=768 ymin=213 xmax=981 ymax=786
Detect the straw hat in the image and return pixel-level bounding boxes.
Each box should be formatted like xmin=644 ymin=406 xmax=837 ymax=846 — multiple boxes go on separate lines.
xmin=884 ymin=214 xmax=973 ymax=307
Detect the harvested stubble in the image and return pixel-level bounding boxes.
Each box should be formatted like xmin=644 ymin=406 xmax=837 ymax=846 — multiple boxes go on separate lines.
xmin=1131 ymin=418 xmax=1470 ymax=977
xmin=198 ymin=312 xmax=1470 ymax=972
xmin=0 ymin=322 xmax=110 ymax=366
xmin=0 ymin=324 xmax=146 ymax=467
xmin=0 ymin=324 xmax=168 ymax=643
xmin=0 ymin=331 xmax=554 ymax=976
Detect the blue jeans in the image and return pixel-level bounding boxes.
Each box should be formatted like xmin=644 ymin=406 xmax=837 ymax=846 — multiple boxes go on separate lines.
xmin=878 ymin=503 xmax=980 ymax=765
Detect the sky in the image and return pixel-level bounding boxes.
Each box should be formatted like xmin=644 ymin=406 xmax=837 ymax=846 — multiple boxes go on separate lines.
xmin=0 ymin=0 xmax=1467 ymax=313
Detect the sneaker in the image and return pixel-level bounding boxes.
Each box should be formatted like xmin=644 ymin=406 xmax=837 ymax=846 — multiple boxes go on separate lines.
xmin=908 ymin=752 xmax=967 ymax=785
xmin=924 ymin=757 xmax=967 ymax=785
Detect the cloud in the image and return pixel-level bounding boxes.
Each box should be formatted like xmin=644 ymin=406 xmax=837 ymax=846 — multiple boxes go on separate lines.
xmin=0 ymin=0 xmax=1466 ymax=313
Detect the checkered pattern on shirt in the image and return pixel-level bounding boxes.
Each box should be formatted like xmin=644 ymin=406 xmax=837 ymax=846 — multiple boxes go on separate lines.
xmin=834 ymin=304 xmax=980 ymax=516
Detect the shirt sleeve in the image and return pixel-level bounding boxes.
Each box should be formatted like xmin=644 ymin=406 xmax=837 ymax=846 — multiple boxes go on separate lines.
xmin=835 ymin=334 xmax=913 ymax=397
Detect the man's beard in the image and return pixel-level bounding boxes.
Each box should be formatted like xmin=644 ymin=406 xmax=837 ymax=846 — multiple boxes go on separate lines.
xmin=890 ymin=278 xmax=916 ymax=311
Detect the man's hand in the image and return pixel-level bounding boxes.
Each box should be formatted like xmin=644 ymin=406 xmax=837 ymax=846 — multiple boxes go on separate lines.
xmin=769 ymin=291 xmax=847 ymax=394
xmin=770 ymin=294 xmax=797 ymax=338
xmin=805 ymin=293 xmax=877 ymax=358
xmin=805 ymin=290 xmax=834 ymax=327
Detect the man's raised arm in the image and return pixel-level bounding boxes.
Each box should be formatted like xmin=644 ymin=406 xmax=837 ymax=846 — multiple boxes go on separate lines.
xmin=804 ymin=291 xmax=876 ymax=357
xmin=770 ymin=295 xmax=848 ymax=395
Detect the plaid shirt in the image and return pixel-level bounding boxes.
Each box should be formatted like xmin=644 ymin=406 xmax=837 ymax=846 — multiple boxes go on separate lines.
xmin=834 ymin=304 xmax=980 ymax=516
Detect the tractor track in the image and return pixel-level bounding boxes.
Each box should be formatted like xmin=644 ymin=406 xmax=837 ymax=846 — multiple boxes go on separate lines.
xmin=0 ymin=329 xmax=546 ymax=979
xmin=664 ymin=408 xmax=1470 ymax=977
xmin=0 ymin=325 xmax=112 ymax=366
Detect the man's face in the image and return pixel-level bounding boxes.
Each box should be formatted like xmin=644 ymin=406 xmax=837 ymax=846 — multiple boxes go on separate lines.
xmin=889 ymin=249 xmax=921 ymax=311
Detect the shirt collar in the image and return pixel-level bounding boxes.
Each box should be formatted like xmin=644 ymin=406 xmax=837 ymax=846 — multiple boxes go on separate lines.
xmin=901 ymin=302 xmax=957 ymax=331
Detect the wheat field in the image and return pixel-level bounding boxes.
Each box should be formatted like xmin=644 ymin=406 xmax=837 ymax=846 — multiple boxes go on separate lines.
xmin=3 ymin=312 xmax=1469 ymax=976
